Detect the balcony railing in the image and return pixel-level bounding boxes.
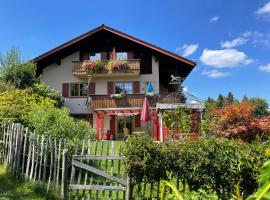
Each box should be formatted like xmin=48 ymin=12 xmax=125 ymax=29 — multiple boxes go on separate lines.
xmin=72 ymin=59 xmax=140 ymax=78
xmin=89 ymin=93 xmax=177 ymax=109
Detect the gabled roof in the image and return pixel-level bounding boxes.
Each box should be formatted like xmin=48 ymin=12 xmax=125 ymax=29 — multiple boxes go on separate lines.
xmin=33 ymin=24 xmax=196 ymax=67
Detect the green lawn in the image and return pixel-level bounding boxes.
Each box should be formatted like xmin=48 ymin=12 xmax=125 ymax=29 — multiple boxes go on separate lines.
xmin=0 ymin=165 xmax=58 ymax=200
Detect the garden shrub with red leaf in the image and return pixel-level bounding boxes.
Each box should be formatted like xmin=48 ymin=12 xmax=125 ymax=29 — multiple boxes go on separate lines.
xmin=206 ymin=102 xmax=270 ymax=141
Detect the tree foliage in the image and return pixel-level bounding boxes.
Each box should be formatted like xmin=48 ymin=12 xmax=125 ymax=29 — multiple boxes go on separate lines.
xmin=25 ymin=107 xmax=96 ymax=142
xmin=0 ymin=47 xmax=38 ymax=89
xmin=163 ymin=106 xmax=192 ymax=136
xmin=32 ymin=83 xmax=64 ymax=108
xmin=211 ymin=102 xmax=270 ymax=141
xmin=0 ymin=87 xmax=56 ymax=123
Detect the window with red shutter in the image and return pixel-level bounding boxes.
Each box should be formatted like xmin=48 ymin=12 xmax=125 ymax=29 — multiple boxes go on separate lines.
xmin=107 ymin=82 xmax=114 ymax=94
xmin=88 ymin=82 xmax=95 ymax=95
xmin=101 ymin=52 xmax=107 ymax=60
xmin=62 ymin=83 xmax=69 ymax=97
xmin=80 ymin=51 xmax=90 ymax=61
xmin=133 ymin=81 xmax=140 ymax=94
xmin=127 ymin=51 xmax=134 ymax=59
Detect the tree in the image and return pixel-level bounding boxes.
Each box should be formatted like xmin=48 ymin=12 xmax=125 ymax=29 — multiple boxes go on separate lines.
xmin=0 ymin=47 xmax=38 ymax=89
xmin=226 ymin=91 xmax=234 ymax=105
xmin=248 ymin=98 xmax=269 ymax=118
xmin=242 ymin=95 xmax=249 ymax=102
xmin=216 ymin=94 xmax=225 ymax=108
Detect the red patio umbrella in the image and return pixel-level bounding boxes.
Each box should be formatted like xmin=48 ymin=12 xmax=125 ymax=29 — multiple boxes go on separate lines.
xmin=141 ymin=97 xmax=151 ymax=134
xmin=141 ymin=97 xmax=151 ymax=122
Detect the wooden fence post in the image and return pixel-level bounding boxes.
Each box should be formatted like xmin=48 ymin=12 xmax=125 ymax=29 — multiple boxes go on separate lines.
xmin=61 ymin=142 xmax=67 ymax=200
xmin=125 ymin=175 xmax=132 ymax=200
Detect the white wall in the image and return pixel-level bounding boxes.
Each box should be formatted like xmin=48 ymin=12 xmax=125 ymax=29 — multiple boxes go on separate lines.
xmin=40 ymin=52 xmax=159 ymax=114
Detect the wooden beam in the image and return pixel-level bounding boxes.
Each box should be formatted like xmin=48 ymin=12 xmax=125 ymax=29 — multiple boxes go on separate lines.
xmin=73 ymin=155 xmax=122 ymax=161
xmin=72 ymin=160 xmax=127 ymax=186
xmin=69 ymin=184 xmax=126 ymax=191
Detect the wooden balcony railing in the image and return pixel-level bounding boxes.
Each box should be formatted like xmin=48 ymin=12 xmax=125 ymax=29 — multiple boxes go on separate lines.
xmin=90 ymin=93 xmax=179 ymax=109
xmin=72 ymin=59 xmax=141 ymax=78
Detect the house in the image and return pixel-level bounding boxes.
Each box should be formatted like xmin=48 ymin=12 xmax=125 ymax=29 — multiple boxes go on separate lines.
xmin=34 ymin=24 xmax=199 ymax=141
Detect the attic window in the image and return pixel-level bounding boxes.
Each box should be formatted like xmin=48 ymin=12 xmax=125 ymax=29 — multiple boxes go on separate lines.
xmin=116 ymin=52 xmax=128 ymax=59
xmin=89 ymin=53 xmax=101 ymax=61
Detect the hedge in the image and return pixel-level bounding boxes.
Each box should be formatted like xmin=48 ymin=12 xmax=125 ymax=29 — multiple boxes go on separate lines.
xmin=122 ymin=136 xmax=269 ymax=199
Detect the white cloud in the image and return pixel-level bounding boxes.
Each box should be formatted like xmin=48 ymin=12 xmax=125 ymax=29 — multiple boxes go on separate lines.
xmin=221 ymin=37 xmax=248 ymax=48
xmin=241 ymin=31 xmax=270 ymax=47
xmin=256 ymin=1 xmax=270 ymax=15
xmin=183 ymin=87 xmax=188 ymax=92
xmin=259 ymin=63 xmax=270 ymax=72
xmin=209 ymin=16 xmax=219 ymax=23
xmin=202 ymin=70 xmax=231 ymax=78
xmin=200 ymin=49 xmax=253 ymax=68
xmin=175 ymin=44 xmax=199 ymax=57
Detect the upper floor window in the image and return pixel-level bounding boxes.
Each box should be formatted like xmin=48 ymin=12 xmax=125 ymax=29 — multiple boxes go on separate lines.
xmin=116 ymin=52 xmax=128 ymax=59
xmin=89 ymin=53 xmax=101 ymax=61
xmin=70 ymin=83 xmax=88 ymax=97
xmin=114 ymin=82 xmax=132 ymax=94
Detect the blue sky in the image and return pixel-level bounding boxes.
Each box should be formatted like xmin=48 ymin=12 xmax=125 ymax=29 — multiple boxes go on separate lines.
xmin=1 ymin=0 xmax=270 ymax=102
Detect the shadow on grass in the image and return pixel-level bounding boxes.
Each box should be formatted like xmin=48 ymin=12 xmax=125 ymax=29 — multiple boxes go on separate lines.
xmin=0 ymin=165 xmax=58 ymax=200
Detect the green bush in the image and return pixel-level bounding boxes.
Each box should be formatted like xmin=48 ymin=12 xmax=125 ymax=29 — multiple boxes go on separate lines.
xmin=0 ymin=87 xmax=56 ymax=123
xmin=123 ymin=136 xmax=268 ymax=199
xmin=25 ymin=107 xmax=96 ymax=143
xmin=32 ymin=83 xmax=64 ymax=108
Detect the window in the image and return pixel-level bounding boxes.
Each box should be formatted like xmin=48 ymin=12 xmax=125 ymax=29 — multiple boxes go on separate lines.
xmin=114 ymin=82 xmax=132 ymax=94
xmin=116 ymin=52 xmax=128 ymax=59
xmin=89 ymin=53 xmax=101 ymax=61
xmin=70 ymin=83 xmax=88 ymax=97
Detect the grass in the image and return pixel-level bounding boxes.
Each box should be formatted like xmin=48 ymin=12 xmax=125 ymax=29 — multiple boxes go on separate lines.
xmin=0 ymin=165 xmax=58 ymax=200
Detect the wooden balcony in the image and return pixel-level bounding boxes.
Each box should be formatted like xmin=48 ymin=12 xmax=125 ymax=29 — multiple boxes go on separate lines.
xmin=90 ymin=93 xmax=177 ymax=110
xmin=72 ymin=59 xmax=140 ymax=78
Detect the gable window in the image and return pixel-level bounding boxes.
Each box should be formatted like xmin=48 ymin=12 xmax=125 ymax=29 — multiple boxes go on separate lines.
xmin=114 ymin=82 xmax=132 ymax=94
xmin=70 ymin=83 xmax=88 ymax=97
xmin=89 ymin=53 xmax=101 ymax=61
xmin=116 ymin=52 xmax=128 ymax=59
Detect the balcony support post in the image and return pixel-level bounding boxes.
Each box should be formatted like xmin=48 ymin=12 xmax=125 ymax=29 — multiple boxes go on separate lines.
xmin=96 ymin=111 xmax=105 ymax=140
xmin=153 ymin=110 xmax=159 ymax=141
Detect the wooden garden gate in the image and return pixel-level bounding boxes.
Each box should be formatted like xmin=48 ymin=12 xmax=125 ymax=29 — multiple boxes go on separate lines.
xmin=68 ymin=140 xmax=131 ymax=200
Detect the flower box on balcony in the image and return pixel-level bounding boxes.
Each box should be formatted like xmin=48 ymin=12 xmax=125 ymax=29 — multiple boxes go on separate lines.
xmin=107 ymin=59 xmax=129 ymax=74
xmin=110 ymin=93 xmax=125 ymax=99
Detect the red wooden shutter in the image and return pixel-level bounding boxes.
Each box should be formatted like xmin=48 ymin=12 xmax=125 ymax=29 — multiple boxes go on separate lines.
xmin=133 ymin=81 xmax=140 ymax=94
xmin=89 ymin=113 xmax=93 ymax=127
xmin=110 ymin=115 xmax=116 ymax=136
xmin=62 ymin=83 xmax=69 ymax=97
xmin=88 ymin=82 xmax=95 ymax=95
xmin=127 ymin=51 xmax=134 ymax=59
xmin=107 ymin=82 xmax=114 ymax=94
xmin=80 ymin=50 xmax=89 ymax=61
xmin=135 ymin=114 xmax=141 ymax=127
xmin=101 ymin=52 xmax=107 ymax=60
